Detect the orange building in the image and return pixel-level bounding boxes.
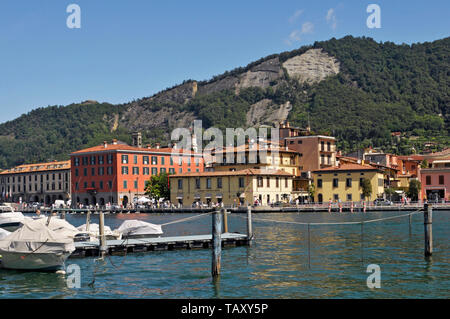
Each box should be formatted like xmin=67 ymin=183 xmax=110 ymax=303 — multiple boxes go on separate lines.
xmin=70 ymin=139 xmax=204 ymax=207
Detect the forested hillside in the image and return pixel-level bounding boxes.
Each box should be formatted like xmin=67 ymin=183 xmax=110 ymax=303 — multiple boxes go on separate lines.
xmin=0 ymin=36 xmax=448 ymax=168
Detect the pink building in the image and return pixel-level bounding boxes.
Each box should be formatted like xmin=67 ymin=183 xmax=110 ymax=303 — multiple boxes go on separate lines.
xmin=419 ymin=159 xmax=450 ymax=202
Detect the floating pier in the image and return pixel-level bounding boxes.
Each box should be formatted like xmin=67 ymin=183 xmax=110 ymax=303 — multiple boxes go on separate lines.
xmin=71 ymin=232 xmax=249 ymax=258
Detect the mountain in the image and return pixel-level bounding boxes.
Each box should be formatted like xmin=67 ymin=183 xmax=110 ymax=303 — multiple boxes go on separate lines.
xmin=0 ymin=35 xmax=448 ymax=168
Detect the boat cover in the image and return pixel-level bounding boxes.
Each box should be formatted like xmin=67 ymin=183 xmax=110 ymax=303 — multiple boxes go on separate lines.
xmin=0 ymin=218 xmax=75 ymax=254
xmin=0 ymin=228 xmax=10 ymax=240
xmin=116 ymin=220 xmax=163 ymax=236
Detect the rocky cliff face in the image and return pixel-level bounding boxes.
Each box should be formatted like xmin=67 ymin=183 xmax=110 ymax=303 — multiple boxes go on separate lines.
xmin=282 ymin=48 xmax=340 ymax=84
xmin=118 ymin=47 xmax=341 ymax=137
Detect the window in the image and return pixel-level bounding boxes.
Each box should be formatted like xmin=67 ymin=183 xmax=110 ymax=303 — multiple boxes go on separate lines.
xmin=74 ymin=157 xmax=80 ymax=166
xmin=75 ymin=168 xmax=79 ymax=177
xmin=122 ymin=155 xmax=128 ymax=164
xmin=285 ymin=178 xmax=288 ymax=188
xmin=83 ymin=168 xmax=87 ymax=177
xmin=133 ymin=155 xmax=138 ymax=164
xmin=346 ymin=178 xmax=352 ymax=187
xmin=91 ymin=182 xmax=95 ymax=188
xmin=91 ymin=168 xmax=95 ymax=176
xmin=257 ymin=177 xmax=263 ymax=187
xmin=108 ymin=181 xmax=113 ymax=189
xmin=143 ymin=156 xmax=149 ymax=165
xmin=107 ymin=167 xmax=113 ymax=175
xmin=195 ymin=178 xmax=201 ymax=189
xmin=122 ymin=166 xmax=129 ymax=175
xmin=426 ymin=176 xmax=431 ymax=185
xmin=152 ymin=168 xmax=158 ymax=175
xmin=276 ymin=177 xmax=279 ymax=188
xmin=439 ymin=175 xmax=444 ymax=185
xmin=75 ymin=182 xmax=79 ymax=190
xmin=317 ymin=179 xmax=323 ymax=188
xmin=333 ymin=178 xmax=339 ymax=188
xmin=123 ymin=181 xmax=127 ymax=189
xmin=151 ymin=156 xmax=158 ymax=165
xmin=98 ymin=167 xmax=104 ymax=176
xmin=90 ymin=156 xmax=96 ymax=165
xmin=333 ymin=194 xmax=339 ymax=201
xmin=267 ymin=177 xmax=270 ymax=187
xmin=359 ymin=178 xmax=364 ymax=187
xmin=195 ymin=158 xmax=199 ymax=167
xmin=178 ymin=179 xmax=183 ymax=190
xmin=217 ymin=178 xmax=222 ymax=189
xmin=161 ymin=157 xmax=165 ymax=165
xmin=132 ymin=167 xmax=139 ymax=175
xmin=297 ymin=140 xmax=302 ymax=144
xmin=206 ymin=178 xmax=211 ymax=189
xmin=347 ymin=194 xmax=352 ymax=201
xmin=239 ymin=177 xmax=245 ymax=188
xmin=143 ymin=167 xmax=149 ymax=175
xmin=98 ymin=156 xmax=104 ymax=165
xmin=82 ymin=157 xmax=88 ymax=165
xmin=179 ymin=168 xmax=183 ymax=173
xmin=107 ymin=154 xmax=113 ymax=164
xmin=169 ymin=168 xmax=175 ymax=174
xmin=83 ymin=182 xmax=87 ymax=189
xmin=134 ymin=180 xmax=138 ymax=189
xmin=170 ymin=157 xmax=174 ymax=165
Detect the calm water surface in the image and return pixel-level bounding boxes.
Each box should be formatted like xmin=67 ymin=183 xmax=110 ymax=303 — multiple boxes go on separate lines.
xmin=0 ymin=210 xmax=448 ymax=298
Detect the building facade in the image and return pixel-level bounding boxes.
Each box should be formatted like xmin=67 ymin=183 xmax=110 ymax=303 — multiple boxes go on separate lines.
xmin=170 ymin=168 xmax=294 ymax=207
xmin=420 ymin=159 xmax=450 ymax=202
xmin=312 ymin=163 xmax=384 ymax=203
xmin=0 ymin=160 xmax=71 ymax=204
xmin=70 ymin=140 xmax=204 ymax=207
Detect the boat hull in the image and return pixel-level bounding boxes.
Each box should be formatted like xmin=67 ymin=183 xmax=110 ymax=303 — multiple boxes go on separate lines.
xmin=0 ymin=251 xmax=72 ymax=271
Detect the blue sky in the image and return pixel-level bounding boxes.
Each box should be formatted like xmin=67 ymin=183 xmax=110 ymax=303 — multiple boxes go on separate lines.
xmin=0 ymin=0 xmax=448 ymax=123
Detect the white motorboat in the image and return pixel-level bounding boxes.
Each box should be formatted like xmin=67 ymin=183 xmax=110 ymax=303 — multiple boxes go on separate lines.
xmin=0 ymin=218 xmax=75 ymax=271
xmin=116 ymin=220 xmax=163 ymax=239
xmin=76 ymin=223 xmax=122 ymax=242
xmin=0 ymin=205 xmax=25 ymax=232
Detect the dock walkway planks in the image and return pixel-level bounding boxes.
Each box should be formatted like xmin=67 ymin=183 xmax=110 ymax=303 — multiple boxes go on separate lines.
xmin=71 ymin=232 xmax=249 ymax=258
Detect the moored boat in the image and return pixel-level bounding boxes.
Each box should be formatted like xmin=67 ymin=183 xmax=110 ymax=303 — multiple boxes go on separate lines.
xmin=0 ymin=218 xmax=75 ymax=271
xmin=116 ymin=220 xmax=163 ymax=239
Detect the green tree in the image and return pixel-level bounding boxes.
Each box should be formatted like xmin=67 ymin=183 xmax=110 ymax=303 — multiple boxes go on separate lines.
xmin=361 ymin=178 xmax=373 ymax=201
xmin=307 ymin=183 xmax=316 ymax=202
xmin=144 ymin=173 xmax=170 ymax=201
xmin=407 ymin=179 xmax=421 ymax=201
xmin=384 ymin=187 xmax=396 ymax=202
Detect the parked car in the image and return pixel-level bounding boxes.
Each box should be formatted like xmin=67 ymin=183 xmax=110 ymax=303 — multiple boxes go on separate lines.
xmin=374 ymin=198 xmax=393 ymax=206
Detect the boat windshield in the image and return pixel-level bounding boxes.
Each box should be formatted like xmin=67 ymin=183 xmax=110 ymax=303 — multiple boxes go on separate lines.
xmin=0 ymin=206 xmax=14 ymax=213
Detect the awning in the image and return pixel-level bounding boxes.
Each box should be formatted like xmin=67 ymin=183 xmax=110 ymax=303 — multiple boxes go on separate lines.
xmin=204 ymin=194 xmax=212 ymax=199
xmin=215 ymin=194 xmax=223 ymax=198
xmin=194 ymin=194 xmax=201 ymax=199
xmin=176 ymin=196 xmax=183 ymax=199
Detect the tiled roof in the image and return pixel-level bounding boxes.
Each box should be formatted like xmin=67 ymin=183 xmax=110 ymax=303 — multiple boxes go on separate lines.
xmin=0 ymin=160 xmax=71 ymax=175
xmin=312 ymin=163 xmax=379 ymax=173
xmin=71 ymin=143 xmax=201 ymax=156
xmin=171 ymin=168 xmax=293 ymax=178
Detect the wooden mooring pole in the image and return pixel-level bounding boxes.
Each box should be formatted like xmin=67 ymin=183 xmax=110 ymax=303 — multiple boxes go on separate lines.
xmin=247 ymin=205 xmax=253 ymax=244
xmin=221 ymin=207 xmax=228 ymax=233
xmin=212 ymin=209 xmax=222 ymax=277
xmin=99 ymin=211 xmax=107 ymax=257
xmin=424 ymin=203 xmax=433 ymax=258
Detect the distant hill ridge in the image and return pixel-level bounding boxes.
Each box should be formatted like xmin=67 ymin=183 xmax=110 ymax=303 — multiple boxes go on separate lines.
xmin=0 ymin=35 xmax=448 ymax=168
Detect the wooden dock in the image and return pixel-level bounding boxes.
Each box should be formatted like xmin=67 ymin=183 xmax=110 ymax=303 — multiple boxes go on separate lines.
xmin=70 ymin=232 xmax=249 ymax=258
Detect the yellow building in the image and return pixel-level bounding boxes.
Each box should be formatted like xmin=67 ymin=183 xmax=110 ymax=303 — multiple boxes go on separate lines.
xmin=312 ymin=163 xmax=384 ymax=203
xmin=209 ymin=142 xmax=301 ymax=177
xmin=170 ymin=168 xmax=294 ymax=207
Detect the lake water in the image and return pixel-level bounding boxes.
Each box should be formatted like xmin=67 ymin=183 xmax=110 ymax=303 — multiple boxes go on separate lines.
xmin=0 ymin=210 xmax=448 ymax=299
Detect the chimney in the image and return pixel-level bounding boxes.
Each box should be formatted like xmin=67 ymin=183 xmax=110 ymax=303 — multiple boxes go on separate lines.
xmin=147 ymin=144 xmax=152 ymax=149
xmin=103 ymin=141 xmax=108 ymax=148
xmin=173 ymin=143 xmax=178 ymax=150
xmin=132 ymin=132 xmax=142 ymax=148
xmin=155 ymin=143 xmax=160 ymax=149
xmin=112 ymin=139 xmax=118 ymax=145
